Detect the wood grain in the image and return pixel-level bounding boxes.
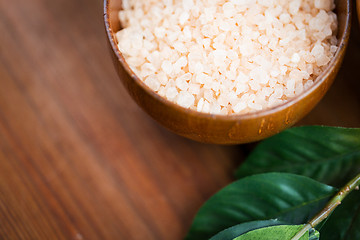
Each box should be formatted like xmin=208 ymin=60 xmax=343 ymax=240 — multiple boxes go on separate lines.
xmin=0 ymin=0 xmax=359 ymax=239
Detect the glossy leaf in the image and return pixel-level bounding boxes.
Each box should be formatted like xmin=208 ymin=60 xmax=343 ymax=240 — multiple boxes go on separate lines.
xmin=309 ymin=228 xmax=320 ymax=240
xmin=235 ymin=126 xmax=360 ymax=187
xmin=185 ymin=173 xmax=336 ymax=240
xmin=210 ymin=220 xmax=286 ymax=240
xmin=233 ymin=225 xmax=308 ymax=240
xmin=211 ymin=222 xmax=321 ymax=240
xmin=320 ymin=190 xmax=360 ymax=240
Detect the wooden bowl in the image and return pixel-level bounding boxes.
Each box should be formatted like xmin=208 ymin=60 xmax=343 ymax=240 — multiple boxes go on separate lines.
xmin=357 ymin=0 xmax=360 ymax=25
xmin=104 ymin=0 xmax=351 ymax=144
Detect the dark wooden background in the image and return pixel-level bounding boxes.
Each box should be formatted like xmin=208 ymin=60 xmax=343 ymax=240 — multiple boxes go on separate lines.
xmin=0 ymin=0 xmax=359 ymax=239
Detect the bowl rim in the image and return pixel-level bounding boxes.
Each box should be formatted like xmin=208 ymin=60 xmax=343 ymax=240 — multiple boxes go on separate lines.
xmin=104 ymin=0 xmax=351 ymax=121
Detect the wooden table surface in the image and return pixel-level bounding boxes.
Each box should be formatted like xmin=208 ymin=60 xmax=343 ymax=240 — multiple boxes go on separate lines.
xmin=0 ymin=0 xmax=359 ymax=239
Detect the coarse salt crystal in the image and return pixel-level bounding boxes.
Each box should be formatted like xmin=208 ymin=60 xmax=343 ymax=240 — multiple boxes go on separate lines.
xmin=140 ymin=63 xmax=156 ymax=77
xmin=161 ymin=60 xmax=173 ymax=75
xmin=195 ymin=73 xmax=209 ymax=84
xmin=182 ymin=26 xmax=192 ymax=41
xmin=223 ymin=2 xmax=236 ymax=17
xmin=248 ymin=102 xmax=262 ymax=110
xmin=315 ymin=0 xmax=333 ymax=11
xmin=230 ymin=0 xmax=252 ymax=6
xmin=286 ymin=78 xmax=296 ymax=92
xmin=179 ymin=12 xmax=190 ymax=25
xmin=270 ymin=69 xmax=280 ymax=77
xmin=279 ymin=13 xmax=291 ymax=24
xmin=330 ymin=45 xmax=338 ymax=54
xmin=210 ymin=102 xmax=221 ymax=114
xmin=304 ymin=80 xmax=314 ymax=89
xmin=154 ymin=27 xmax=166 ymax=38
xmin=189 ymin=83 xmax=201 ymax=95
xmin=278 ymin=56 xmax=290 ymax=65
xmin=233 ymin=101 xmax=247 ymax=113
xmin=173 ymin=56 xmax=188 ymax=73
xmin=289 ymin=0 xmax=301 ymax=14
xmin=316 ymin=54 xmax=330 ymax=66
xmin=166 ymin=87 xmax=178 ymax=100
xmin=144 ymin=75 xmax=160 ymax=91
xmin=280 ymin=66 xmax=288 ymax=75
xmin=175 ymin=76 xmax=189 ymax=90
xmin=235 ymin=83 xmax=249 ymax=94
xmin=182 ymin=0 xmax=194 ymax=11
xmin=273 ymin=87 xmax=283 ymax=98
xmin=202 ymin=100 xmax=210 ymax=113
xmin=249 ymin=80 xmax=261 ymax=91
xmin=176 ymin=91 xmax=195 ymax=108
xmin=258 ymin=35 xmax=269 ymax=45
xmin=291 ymin=53 xmax=300 ymax=63
xmin=173 ymin=42 xmax=187 ymax=53
xmin=197 ymin=98 xmax=205 ymax=112
xmin=117 ymin=0 xmax=338 ymax=115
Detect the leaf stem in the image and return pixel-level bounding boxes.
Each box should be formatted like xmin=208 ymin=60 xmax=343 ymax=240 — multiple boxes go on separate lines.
xmin=291 ymin=173 xmax=360 ymax=240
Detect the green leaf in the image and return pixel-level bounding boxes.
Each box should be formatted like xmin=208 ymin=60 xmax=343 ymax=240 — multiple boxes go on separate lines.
xmin=209 ymin=220 xmax=286 ymax=240
xmin=319 ymin=190 xmax=360 ymax=240
xmin=210 ymin=222 xmax=320 ymax=240
xmin=233 ymin=225 xmax=308 ymax=240
xmin=309 ymin=228 xmax=320 ymax=240
xmin=185 ymin=173 xmax=336 ymax=240
xmin=235 ymin=126 xmax=360 ymax=187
